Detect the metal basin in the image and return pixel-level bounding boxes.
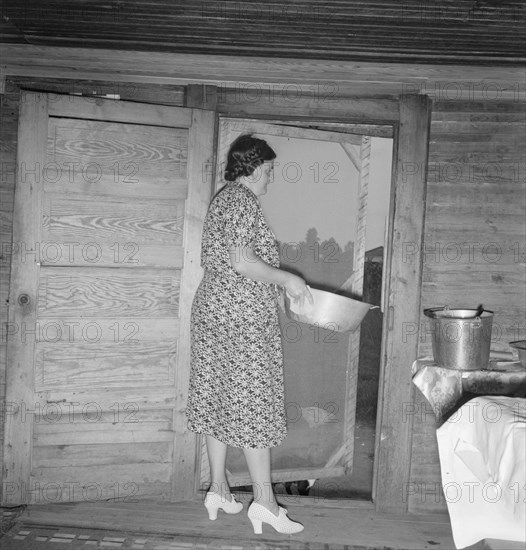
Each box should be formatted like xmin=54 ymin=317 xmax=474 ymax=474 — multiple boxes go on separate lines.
xmin=284 ymin=287 xmax=375 ymax=333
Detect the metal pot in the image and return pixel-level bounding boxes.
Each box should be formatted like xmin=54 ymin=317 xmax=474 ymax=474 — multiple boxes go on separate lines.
xmin=424 ymin=306 xmax=494 ymax=370
xmin=284 ymin=287 xmax=375 ymax=333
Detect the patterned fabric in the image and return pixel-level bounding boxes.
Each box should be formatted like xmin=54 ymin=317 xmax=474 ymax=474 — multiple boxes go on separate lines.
xmin=185 ymin=181 xmax=287 ymax=448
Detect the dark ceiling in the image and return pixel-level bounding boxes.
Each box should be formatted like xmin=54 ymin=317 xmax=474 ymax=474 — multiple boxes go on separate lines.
xmin=1 ymin=0 xmax=525 ymax=65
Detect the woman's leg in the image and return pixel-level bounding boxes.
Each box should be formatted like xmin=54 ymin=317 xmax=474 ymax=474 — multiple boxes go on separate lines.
xmin=243 ymin=447 xmax=279 ymax=516
xmin=206 ymin=435 xmax=232 ymax=501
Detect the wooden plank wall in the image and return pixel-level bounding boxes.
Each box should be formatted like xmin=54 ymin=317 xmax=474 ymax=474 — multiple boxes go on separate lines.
xmin=2 ymin=1 xmax=525 ymax=64
xmin=0 ymin=78 xmax=186 ymax=503
xmin=0 ymin=85 xmax=18 ymax=501
xmin=409 ymin=99 xmax=526 ymax=513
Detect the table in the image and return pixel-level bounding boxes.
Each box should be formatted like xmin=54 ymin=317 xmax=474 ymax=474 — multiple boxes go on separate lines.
xmin=436 ymin=396 xmax=526 ymax=548
xmin=412 ymin=357 xmax=526 ymax=420
xmin=412 ymin=359 xmax=526 ymax=548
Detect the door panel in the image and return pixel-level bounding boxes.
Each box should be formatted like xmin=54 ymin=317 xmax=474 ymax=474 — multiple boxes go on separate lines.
xmin=45 ymin=119 xmax=189 ymax=200
xmin=3 ymin=92 xmax=215 ymax=504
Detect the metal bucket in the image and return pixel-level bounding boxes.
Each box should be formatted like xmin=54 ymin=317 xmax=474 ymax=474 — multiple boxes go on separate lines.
xmin=424 ymin=306 xmax=494 ymax=370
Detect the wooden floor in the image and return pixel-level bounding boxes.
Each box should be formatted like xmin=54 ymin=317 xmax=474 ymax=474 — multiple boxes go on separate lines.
xmin=4 ymin=496 xmax=488 ymax=549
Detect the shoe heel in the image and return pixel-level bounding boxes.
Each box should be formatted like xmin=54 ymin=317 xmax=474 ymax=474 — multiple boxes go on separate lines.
xmin=205 ymin=504 xmax=218 ymax=520
xmin=250 ymin=518 xmax=263 ymax=534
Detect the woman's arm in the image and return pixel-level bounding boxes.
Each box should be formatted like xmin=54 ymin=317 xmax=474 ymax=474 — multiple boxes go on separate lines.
xmin=229 ymin=244 xmax=312 ymax=303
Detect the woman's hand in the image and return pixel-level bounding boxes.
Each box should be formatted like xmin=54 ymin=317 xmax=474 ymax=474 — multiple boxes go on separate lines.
xmin=283 ymin=273 xmax=313 ymax=308
xmin=229 ymin=245 xmax=312 ymax=308
xmin=277 ymin=287 xmax=286 ymax=312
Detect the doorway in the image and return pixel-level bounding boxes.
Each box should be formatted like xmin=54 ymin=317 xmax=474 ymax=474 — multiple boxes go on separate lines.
xmin=198 ymin=117 xmax=393 ymax=501
xmin=261 ymin=133 xmax=392 ymax=501
xmin=2 ymin=90 xmax=431 ymax=512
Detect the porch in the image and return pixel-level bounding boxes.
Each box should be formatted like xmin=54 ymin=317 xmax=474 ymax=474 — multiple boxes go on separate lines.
xmin=1 ymin=496 xmax=483 ymax=550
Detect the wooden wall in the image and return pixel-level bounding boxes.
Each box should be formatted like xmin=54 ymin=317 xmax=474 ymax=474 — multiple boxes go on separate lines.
xmin=0 ymin=78 xmax=187 ymax=504
xmin=409 ymin=99 xmax=526 ymax=513
xmin=1 ymin=76 xmax=524 ymax=510
xmin=2 ymin=1 xmax=525 ymax=64
xmin=0 ymin=86 xmax=18 ymax=494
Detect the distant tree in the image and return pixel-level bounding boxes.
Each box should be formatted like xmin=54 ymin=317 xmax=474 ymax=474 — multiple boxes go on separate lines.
xmin=305 ymin=227 xmax=319 ymax=246
xmin=278 ymin=229 xmax=353 ymax=291
xmin=343 ymin=240 xmax=354 ymax=265
xmin=319 ymin=237 xmax=342 ymax=263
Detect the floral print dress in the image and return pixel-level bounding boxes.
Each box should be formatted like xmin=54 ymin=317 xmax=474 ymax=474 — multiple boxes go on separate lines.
xmin=185 ymin=181 xmax=287 ymax=448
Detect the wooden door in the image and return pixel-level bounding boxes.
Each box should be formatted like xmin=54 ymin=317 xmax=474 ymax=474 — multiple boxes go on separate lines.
xmin=199 ymin=118 xmax=373 ymax=487
xmin=3 ymin=91 xmax=215 ymax=504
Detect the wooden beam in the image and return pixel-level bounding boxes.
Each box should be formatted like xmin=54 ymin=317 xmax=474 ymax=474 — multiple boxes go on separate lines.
xmin=48 ymin=95 xmax=192 ymax=127
xmin=3 ymin=92 xmax=48 ymax=505
xmin=218 ymin=118 xmax=365 ymax=145
xmin=2 ymin=45 xmax=524 ymax=100
xmin=340 ymin=142 xmax=361 ymax=171
xmin=324 ymin=441 xmax=350 ymax=469
xmin=252 ymin=120 xmax=391 ymax=139
xmin=339 ymin=137 xmax=371 ymax=294
xmin=5 ymin=77 xmax=185 ymax=106
xmin=341 ymin=136 xmax=371 ymax=473
xmin=373 ymin=95 xmax=432 ymax=513
xmin=186 ymin=84 xmax=218 ymax=110
xmin=171 ymin=108 xmax=216 ymax=502
xmin=353 ymin=136 xmax=371 ymax=298
xmin=216 ymin=94 xmax=399 ymax=124
xmin=226 ymin=467 xmax=346 ymax=487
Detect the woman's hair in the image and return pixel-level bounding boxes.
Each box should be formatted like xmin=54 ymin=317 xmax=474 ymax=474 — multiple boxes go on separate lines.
xmin=224 ymin=134 xmax=276 ymax=182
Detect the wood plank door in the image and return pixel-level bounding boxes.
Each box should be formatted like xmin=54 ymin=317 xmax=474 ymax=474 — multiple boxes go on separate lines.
xmin=3 ymin=91 xmax=215 ymax=505
xmin=198 ymin=118 xmax=372 ymax=487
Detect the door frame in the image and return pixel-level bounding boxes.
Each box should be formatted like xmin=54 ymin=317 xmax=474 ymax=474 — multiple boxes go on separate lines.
xmin=202 ymin=116 xmax=379 ymax=488
xmin=2 ymin=85 xmax=431 ymax=513
xmin=207 ymin=92 xmax=432 ymax=513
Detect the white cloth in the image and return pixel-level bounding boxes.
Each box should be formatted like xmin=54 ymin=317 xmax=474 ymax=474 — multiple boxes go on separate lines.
xmin=436 ymin=396 xmax=526 ymax=548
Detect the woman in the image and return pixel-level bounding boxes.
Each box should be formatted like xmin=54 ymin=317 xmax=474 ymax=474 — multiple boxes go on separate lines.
xmin=186 ymin=134 xmax=312 ymax=535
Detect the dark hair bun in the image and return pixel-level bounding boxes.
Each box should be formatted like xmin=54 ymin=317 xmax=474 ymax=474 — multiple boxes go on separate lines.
xmin=224 ymin=162 xmax=248 ymax=182
xmin=224 ymin=134 xmax=276 ymax=181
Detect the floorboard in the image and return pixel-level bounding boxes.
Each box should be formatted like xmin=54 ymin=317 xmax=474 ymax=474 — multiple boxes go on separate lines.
xmin=1 ymin=497 xmax=488 ymax=549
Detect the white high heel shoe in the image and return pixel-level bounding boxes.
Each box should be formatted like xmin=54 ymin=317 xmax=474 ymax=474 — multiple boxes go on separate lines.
xmin=247 ymin=502 xmax=304 ymax=534
xmin=204 ymin=491 xmax=243 ymax=520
